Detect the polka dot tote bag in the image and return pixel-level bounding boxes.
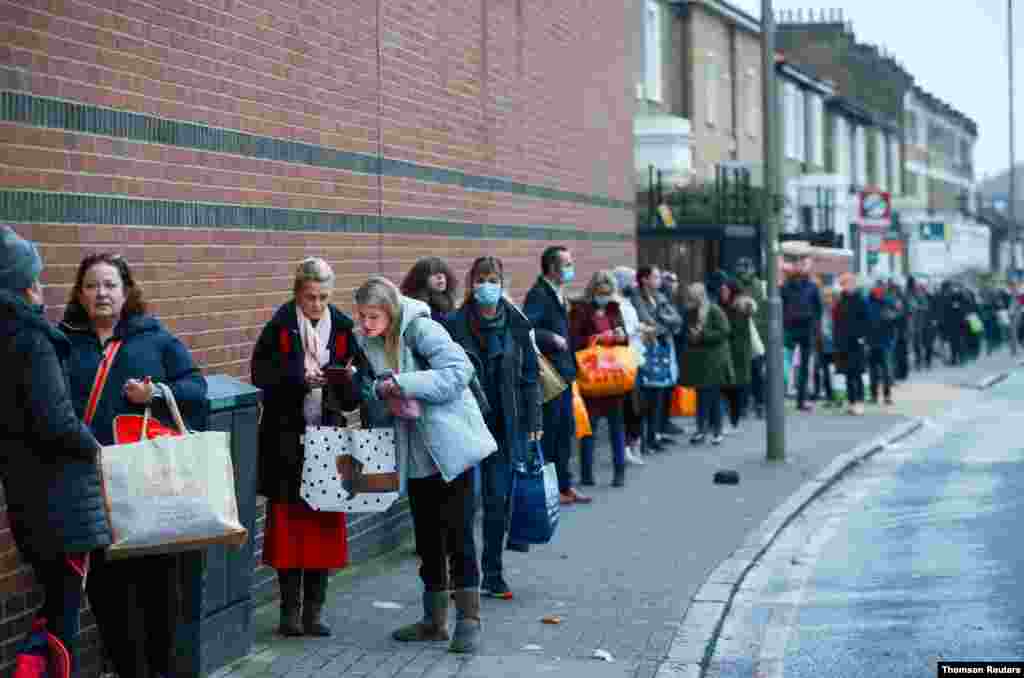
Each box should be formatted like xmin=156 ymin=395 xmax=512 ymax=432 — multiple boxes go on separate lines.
xmin=300 ymin=426 xmax=399 ymax=513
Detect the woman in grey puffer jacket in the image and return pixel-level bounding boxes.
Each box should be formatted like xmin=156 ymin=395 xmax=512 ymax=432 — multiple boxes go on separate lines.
xmin=351 ymin=276 xmax=491 ymax=654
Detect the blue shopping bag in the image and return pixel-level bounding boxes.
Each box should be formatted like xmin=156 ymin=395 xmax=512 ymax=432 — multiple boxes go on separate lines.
xmin=507 ymin=442 xmax=560 ymax=545
xmin=637 ymin=338 xmax=676 ymax=388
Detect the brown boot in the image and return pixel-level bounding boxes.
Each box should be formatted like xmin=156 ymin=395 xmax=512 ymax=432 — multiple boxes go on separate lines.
xmin=448 ymin=588 xmax=481 ymax=654
xmin=277 ymin=569 xmax=303 ymax=636
xmin=393 ymin=591 xmax=450 ymax=642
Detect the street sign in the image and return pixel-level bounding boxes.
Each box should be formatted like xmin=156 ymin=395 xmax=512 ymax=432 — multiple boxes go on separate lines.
xmin=857 ymin=189 xmax=892 ymax=230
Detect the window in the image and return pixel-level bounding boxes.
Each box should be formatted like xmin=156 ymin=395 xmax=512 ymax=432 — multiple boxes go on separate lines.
xmin=793 ymin=88 xmax=805 ymax=162
xmin=832 ymin=115 xmax=848 ymax=176
xmin=874 ymin=131 xmax=886 ymax=188
xmin=809 ymin=95 xmax=824 ymax=168
xmin=889 ymin=137 xmax=901 ymax=195
xmin=644 ymin=1 xmax=662 ymax=102
xmin=905 ymin=110 xmax=918 ymax=147
xmin=784 ymin=83 xmax=798 ymax=159
xmin=854 ymin=126 xmax=867 ymax=186
xmin=705 ymin=54 xmax=718 ymax=126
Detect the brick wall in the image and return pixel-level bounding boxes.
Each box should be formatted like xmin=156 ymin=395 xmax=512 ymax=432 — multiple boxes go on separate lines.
xmin=0 ymin=0 xmax=635 ymax=674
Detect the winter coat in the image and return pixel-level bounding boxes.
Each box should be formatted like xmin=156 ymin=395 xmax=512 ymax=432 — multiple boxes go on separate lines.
xmin=781 ymin=277 xmax=822 ymax=339
xmin=833 ymin=291 xmax=868 ymax=374
xmin=569 ymin=300 xmax=629 ymax=417
xmin=724 ymin=297 xmax=755 ymax=386
xmin=523 ymin=276 xmax=577 ymax=382
xmin=633 ymin=289 xmax=683 ymax=338
xmin=354 ymin=296 xmax=488 ymax=493
xmin=446 ymin=300 xmax=541 ymax=466
xmin=0 ymin=291 xmax=111 ymax=561
xmin=679 ymin=304 xmax=734 ymax=388
xmin=251 ymin=302 xmax=362 ymax=502
xmin=865 ymin=294 xmax=898 ymax=351
xmin=62 ymin=313 xmax=207 ymax=447
xmin=736 ymin=273 xmax=768 ymax=340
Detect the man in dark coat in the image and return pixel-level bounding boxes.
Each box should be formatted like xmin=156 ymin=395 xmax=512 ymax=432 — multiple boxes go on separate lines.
xmin=524 ymin=245 xmax=591 ymax=505
xmin=0 ymin=227 xmax=111 ymax=675
xmin=781 ymin=262 xmax=822 ymax=411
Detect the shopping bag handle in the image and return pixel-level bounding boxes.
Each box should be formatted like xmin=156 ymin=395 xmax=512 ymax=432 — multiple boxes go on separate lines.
xmin=150 ymin=382 xmax=190 ymax=435
xmin=514 ymin=440 xmax=546 ymax=474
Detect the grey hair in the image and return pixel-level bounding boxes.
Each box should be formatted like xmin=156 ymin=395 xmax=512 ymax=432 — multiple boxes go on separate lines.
xmin=584 ymin=269 xmax=618 ymax=302
xmin=293 ymin=257 xmax=335 ymax=294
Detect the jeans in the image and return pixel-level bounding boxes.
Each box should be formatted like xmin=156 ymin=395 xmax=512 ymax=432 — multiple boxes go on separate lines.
xmin=623 ymin=390 xmax=643 ymax=443
xmin=846 ymin=368 xmax=865 ymax=404
xmin=786 ymin=334 xmax=813 ymax=407
xmin=88 ymin=550 xmax=179 ymax=678
xmin=814 ymin=353 xmax=834 ymax=402
xmin=580 ymin=405 xmax=626 ymax=479
xmin=24 ymin=555 xmax=85 ymax=678
xmin=407 ymin=471 xmax=479 ymax=592
xmin=479 ymin=445 xmax=512 ymax=580
xmin=868 ymin=347 xmax=893 ymax=400
xmin=542 ymin=384 xmax=576 ymax=493
xmin=696 ymin=387 xmax=723 ymax=435
xmin=750 ymin=356 xmax=765 ymax=411
xmin=722 ymin=385 xmax=747 ymax=427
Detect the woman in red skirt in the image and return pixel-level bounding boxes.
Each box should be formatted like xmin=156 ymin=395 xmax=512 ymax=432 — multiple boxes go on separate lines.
xmin=252 ymin=258 xmax=362 ymax=637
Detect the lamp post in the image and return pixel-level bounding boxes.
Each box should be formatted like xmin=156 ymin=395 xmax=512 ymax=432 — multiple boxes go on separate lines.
xmin=762 ymin=0 xmax=785 ymax=460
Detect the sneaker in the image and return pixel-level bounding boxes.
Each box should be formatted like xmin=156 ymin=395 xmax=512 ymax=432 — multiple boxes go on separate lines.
xmin=481 ymin=577 xmax=513 ymax=600
xmin=624 ymin=446 xmax=646 ymax=466
xmin=711 ymin=434 xmax=724 ymax=445
xmin=797 ymin=403 xmax=815 ymax=413
xmin=884 ymin=396 xmax=894 ymax=405
xmin=690 ymin=432 xmax=705 ymax=445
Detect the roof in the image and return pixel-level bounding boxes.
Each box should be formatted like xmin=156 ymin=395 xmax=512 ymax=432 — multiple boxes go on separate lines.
xmin=668 ymin=0 xmax=760 ymax=34
xmin=909 ymin=85 xmax=979 ymax=137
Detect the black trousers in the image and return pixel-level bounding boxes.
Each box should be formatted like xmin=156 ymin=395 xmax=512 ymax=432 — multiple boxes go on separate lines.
xmin=722 ymin=385 xmax=748 ymax=427
xmin=25 ymin=554 xmax=86 ymax=678
xmin=87 ymin=550 xmax=179 ymax=678
xmin=407 ymin=471 xmax=479 ymax=592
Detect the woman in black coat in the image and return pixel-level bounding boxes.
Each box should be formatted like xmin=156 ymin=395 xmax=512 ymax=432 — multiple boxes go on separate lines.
xmin=0 ymin=227 xmax=110 ymax=677
xmin=833 ymin=273 xmax=869 ymax=415
xmin=251 ymin=258 xmax=362 ymax=637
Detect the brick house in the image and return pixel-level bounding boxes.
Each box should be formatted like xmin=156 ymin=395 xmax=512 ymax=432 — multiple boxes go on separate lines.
xmin=0 ymin=2 xmax=635 ymax=675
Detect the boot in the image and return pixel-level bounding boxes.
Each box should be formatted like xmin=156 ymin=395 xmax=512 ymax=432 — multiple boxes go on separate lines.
xmin=277 ymin=569 xmax=304 ymax=636
xmin=302 ymin=569 xmax=331 ymax=636
xmin=611 ymin=465 xmax=625 ymax=488
xmin=393 ymin=591 xmax=450 ymax=642
xmin=448 ymin=588 xmax=482 ymax=654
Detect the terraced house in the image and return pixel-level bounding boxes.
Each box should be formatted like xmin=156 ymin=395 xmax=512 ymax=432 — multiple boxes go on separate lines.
xmin=0 ymin=2 xmax=635 ymax=675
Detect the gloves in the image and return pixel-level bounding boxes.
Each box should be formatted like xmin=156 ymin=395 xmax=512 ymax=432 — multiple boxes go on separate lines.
xmin=375 ymin=377 xmax=404 ymax=400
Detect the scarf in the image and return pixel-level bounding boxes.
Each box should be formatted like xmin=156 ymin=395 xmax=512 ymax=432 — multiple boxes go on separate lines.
xmin=297 ymin=306 xmax=332 ymax=425
xmin=470 ymin=301 xmax=507 ymax=360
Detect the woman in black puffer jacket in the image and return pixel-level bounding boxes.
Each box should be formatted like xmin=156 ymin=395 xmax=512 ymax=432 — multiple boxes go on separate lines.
xmin=0 ymin=227 xmax=111 ymax=677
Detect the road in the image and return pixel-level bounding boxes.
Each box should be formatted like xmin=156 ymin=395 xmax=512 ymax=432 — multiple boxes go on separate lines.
xmin=709 ymin=371 xmax=1024 ymax=678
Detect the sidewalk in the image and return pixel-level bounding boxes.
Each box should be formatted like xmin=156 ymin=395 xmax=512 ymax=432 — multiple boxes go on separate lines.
xmin=211 ymin=352 xmax=1018 ymax=678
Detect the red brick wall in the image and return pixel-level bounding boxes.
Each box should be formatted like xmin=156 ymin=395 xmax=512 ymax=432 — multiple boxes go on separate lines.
xmin=0 ymin=0 xmax=634 ymax=674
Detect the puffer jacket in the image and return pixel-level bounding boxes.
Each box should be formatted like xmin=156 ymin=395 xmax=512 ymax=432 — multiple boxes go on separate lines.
xmin=0 ymin=290 xmax=111 ymax=561
xmin=354 ymin=296 xmax=491 ymax=492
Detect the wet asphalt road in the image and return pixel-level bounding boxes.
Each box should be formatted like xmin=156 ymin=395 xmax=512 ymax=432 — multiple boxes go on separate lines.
xmin=734 ymin=373 xmax=1024 ymax=678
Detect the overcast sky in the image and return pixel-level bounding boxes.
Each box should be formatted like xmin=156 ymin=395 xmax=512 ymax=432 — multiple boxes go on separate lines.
xmin=730 ymin=0 xmax=1016 ymax=182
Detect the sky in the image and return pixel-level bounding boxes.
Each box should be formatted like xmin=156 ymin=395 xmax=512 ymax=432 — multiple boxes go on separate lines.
xmin=730 ymin=0 xmax=1017 ymax=182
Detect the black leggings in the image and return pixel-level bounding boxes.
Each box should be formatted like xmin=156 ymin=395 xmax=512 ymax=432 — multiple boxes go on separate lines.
xmin=407 ymin=471 xmax=479 ymax=592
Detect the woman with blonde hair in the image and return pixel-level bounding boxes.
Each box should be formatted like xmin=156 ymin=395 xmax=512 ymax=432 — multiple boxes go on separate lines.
xmin=251 ymin=257 xmax=363 ymax=637
xmin=569 ymin=270 xmax=630 ymax=486
xmin=352 ymin=275 xmax=494 ymax=653
xmin=678 ymin=282 xmax=734 ymax=445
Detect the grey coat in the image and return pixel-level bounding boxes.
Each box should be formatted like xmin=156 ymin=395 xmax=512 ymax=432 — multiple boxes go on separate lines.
xmin=633 ymin=289 xmax=683 ymax=338
xmin=354 ymin=296 xmax=496 ymax=492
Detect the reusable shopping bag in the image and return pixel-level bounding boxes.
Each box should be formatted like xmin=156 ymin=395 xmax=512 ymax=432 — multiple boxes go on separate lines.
xmin=575 ymin=338 xmax=638 ymax=398
xmin=12 ymin=618 xmax=70 ymax=678
xmin=507 ymin=442 xmax=560 ymax=545
xmin=637 ymin=337 xmax=676 ymax=388
xmin=572 ymin=382 xmax=591 ymax=438
xmin=669 ymin=385 xmax=697 ymax=417
xmin=301 ymin=424 xmax=399 ymax=513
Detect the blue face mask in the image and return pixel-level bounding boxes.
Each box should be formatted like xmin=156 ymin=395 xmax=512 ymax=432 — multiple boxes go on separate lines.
xmin=560 ymin=265 xmax=575 ymax=284
xmin=473 ymin=282 xmax=502 ymax=307
xmin=593 ymin=295 xmax=612 ymax=308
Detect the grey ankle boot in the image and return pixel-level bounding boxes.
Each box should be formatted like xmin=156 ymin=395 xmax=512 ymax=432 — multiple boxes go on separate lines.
xmin=448 ymin=588 xmax=481 ymax=654
xmin=393 ymin=591 xmax=450 ymax=642
xmin=277 ymin=569 xmax=303 ymax=636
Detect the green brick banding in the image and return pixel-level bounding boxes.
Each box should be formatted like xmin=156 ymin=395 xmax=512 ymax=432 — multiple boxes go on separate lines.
xmin=0 ymin=91 xmax=633 ymax=211
xmin=0 ymin=190 xmax=632 ymax=242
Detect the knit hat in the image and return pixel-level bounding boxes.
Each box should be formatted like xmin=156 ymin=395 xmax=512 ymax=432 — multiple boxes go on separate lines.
xmin=0 ymin=227 xmax=43 ymax=292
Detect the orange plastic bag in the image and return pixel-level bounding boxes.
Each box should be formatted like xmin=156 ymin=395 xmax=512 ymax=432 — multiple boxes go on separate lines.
xmin=572 ymin=382 xmax=592 ymax=439
xmin=669 ymin=385 xmax=696 ymax=417
xmin=575 ymin=340 xmax=638 ymax=399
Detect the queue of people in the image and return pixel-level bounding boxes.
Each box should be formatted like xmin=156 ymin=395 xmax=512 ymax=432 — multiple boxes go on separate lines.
xmin=5 ymin=218 xmax=1019 ymax=676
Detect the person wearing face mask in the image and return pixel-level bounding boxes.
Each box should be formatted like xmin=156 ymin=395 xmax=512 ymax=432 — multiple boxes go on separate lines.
xmin=524 ymin=246 xmax=592 ymax=505
xmin=250 ymin=258 xmax=363 ymax=637
xmin=0 ymin=228 xmax=111 ymax=678
xmin=633 ymin=265 xmax=683 ymax=452
xmin=400 ymin=257 xmax=459 ymax=323
xmin=447 ymin=257 xmax=541 ymax=600
xmin=61 ymin=252 xmax=206 ymax=678
xmin=569 ymin=270 xmax=631 ymax=486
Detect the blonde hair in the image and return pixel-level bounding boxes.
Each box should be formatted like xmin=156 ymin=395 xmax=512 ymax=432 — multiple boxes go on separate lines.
xmin=584 ymin=269 xmax=618 ymax=302
xmin=293 ymin=257 xmax=335 ymax=295
xmin=685 ymin=282 xmax=709 ymax=325
xmin=354 ymin=276 xmax=403 ymax=370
